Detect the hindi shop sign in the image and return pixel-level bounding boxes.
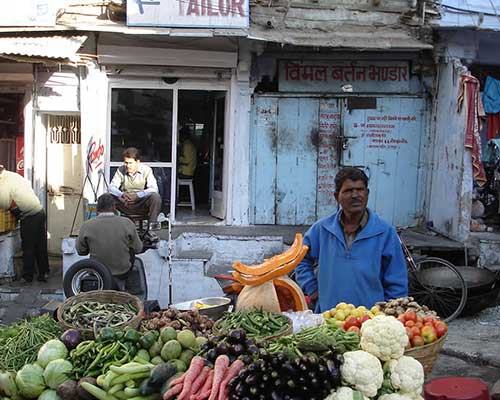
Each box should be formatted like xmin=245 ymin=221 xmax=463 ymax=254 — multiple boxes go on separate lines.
xmin=279 ymin=61 xmax=411 ymax=93
xmin=127 ymin=0 xmax=249 ymax=28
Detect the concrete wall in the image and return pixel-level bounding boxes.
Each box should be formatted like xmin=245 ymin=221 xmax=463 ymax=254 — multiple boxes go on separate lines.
xmin=427 ymin=59 xmax=469 ymax=240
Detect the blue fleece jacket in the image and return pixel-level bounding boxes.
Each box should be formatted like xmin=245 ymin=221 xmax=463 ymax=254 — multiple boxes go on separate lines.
xmin=295 ymin=209 xmax=408 ymax=311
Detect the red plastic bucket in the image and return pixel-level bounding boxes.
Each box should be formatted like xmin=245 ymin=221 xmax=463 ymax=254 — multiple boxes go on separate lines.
xmin=425 ymin=377 xmax=490 ymax=400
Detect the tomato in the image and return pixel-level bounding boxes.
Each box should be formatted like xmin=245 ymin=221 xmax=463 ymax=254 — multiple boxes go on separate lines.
xmin=424 ymin=322 xmax=435 ymax=328
xmin=405 ymin=326 xmax=414 ymax=340
xmin=421 ymin=325 xmax=438 ymax=344
xmin=405 ymin=320 xmax=415 ymax=328
xmin=347 ymin=326 xmax=360 ymax=333
xmin=397 ymin=315 xmax=406 ymax=325
xmin=416 ymin=314 xmax=424 ymax=323
xmin=410 ymin=326 xmax=421 ymax=338
xmin=358 ymin=314 xmax=371 ymax=324
xmin=415 ymin=321 xmax=423 ymax=329
xmin=411 ymin=335 xmax=425 ymax=347
xmin=434 ymin=321 xmax=448 ymax=338
xmin=423 ymin=316 xmax=436 ymax=324
xmin=344 ymin=316 xmax=361 ymax=330
xmin=404 ymin=310 xmax=417 ymax=323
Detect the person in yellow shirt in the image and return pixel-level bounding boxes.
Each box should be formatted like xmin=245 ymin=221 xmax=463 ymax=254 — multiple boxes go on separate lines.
xmin=178 ymin=126 xmax=197 ymax=179
xmin=0 ymin=165 xmax=49 ymax=283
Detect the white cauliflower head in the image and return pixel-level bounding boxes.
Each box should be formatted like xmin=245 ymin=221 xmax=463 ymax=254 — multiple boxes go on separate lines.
xmin=325 ymin=387 xmax=370 ymax=400
xmin=340 ymin=350 xmax=384 ymax=398
xmin=379 ymin=393 xmax=416 ymax=400
xmin=387 ymin=356 xmax=424 ymax=394
xmin=360 ymin=315 xmax=408 ymax=361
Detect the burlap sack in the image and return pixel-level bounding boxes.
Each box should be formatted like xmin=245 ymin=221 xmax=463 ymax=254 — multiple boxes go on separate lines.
xmin=235 ymin=280 xmax=281 ymax=313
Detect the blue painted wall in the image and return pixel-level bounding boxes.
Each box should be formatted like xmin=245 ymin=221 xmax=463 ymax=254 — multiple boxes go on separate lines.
xmin=250 ymin=96 xmax=426 ymax=227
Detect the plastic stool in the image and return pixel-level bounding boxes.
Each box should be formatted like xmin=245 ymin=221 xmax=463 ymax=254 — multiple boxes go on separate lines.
xmin=177 ymin=178 xmax=195 ymax=211
xmin=425 ymin=377 xmax=491 ymax=400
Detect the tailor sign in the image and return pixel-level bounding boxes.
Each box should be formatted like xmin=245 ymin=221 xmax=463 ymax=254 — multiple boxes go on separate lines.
xmin=127 ymin=0 xmax=249 ymax=28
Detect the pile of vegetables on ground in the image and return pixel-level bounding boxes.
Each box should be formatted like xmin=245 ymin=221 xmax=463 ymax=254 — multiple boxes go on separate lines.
xmin=0 ymin=297 xmax=449 ymax=400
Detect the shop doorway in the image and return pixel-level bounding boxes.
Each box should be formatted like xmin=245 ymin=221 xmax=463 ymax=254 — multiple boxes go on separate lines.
xmin=108 ymin=85 xmax=228 ymax=224
xmin=177 ymin=90 xmax=226 ymax=223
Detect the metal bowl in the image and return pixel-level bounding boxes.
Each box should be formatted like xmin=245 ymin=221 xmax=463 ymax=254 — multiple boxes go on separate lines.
xmin=172 ymin=297 xmax=231 ymax=320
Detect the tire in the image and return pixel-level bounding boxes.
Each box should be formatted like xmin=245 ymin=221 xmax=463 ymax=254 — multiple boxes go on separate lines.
xmin=64 ymin=259 xmax=115 ymax=298
xmin=409 ymin=257 xmax=467 ymax=322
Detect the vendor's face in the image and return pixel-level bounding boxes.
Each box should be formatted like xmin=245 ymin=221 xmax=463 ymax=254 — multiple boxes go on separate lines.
xmin=335 ymin=179 xmax=369 ymax=214
xmin=123 ymin=157 xmax=140 ymax=174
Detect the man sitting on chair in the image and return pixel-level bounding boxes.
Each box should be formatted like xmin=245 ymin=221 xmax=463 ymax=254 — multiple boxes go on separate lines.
xmin=76 ymin=193 xmax=142 ymax=286
xmin=109 ymin=147 xmax=162 ymax=233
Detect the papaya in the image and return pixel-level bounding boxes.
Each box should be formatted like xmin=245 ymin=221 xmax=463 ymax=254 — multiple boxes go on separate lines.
xmin=232 ymin=245 xmax=308 ymax=286
xmin=274 ymin=277 xmax=308 ymax=312
xmin=232 ymin=233 xmax=303 ymax=276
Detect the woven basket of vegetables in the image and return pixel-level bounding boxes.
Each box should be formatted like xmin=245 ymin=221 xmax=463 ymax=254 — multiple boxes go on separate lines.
xmin=57 ymin=290 xmax=144 ymax=338
xmin=404 ymin=331 xmax=447 ymax=375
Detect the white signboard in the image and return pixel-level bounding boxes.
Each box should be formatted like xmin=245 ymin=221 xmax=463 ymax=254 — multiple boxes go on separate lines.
xmin=0 ymin=0 xmax=61 ymax=27
xmin=127 ymin=0 xmax=248 ymax=28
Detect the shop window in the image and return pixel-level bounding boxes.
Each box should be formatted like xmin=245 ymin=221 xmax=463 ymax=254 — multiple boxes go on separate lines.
xmin=48 ymin=115 xmax=81 ymax=144
xmin=110 ymin=88 xmax=173 ymax=163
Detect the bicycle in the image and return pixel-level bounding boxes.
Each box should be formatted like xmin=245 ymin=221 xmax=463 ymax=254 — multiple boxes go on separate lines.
xmin=398 ymin=231 xmax=467 ymax=322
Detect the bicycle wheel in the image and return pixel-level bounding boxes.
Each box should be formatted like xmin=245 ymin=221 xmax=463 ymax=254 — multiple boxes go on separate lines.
xmin=409 ymin=257 xmax=467 ymax=322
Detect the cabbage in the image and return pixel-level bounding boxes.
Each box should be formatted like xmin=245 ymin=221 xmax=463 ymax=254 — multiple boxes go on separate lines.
xmin=37 ymin=339 xmax=68 ymax=368
xmin=43 ymin=359 xmax=73 ymax=389
xmin=15 ymin=363 xmax=45 ymax=399
xmin=38 ymin=389 xmax=62 ymax=400
xmin=0 ymin=371 xmax=20 ymax=399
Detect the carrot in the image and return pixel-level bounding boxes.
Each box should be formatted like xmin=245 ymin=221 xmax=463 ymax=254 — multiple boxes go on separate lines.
xmin=163 ymin=383 xmax=183 ymax=400
xmin=218 ymin=360 xmax=245 ymax=400
xmin=193 ymin=369 xmax=214 ymax=400
xmin=177 ymin=356 xmax=206 ymax=400
xmin=207 ymin=355 xmax=230 ymax=400
xmin=189 ymin=366 xmax=210 ymax=397
xmin=169 ymin=372 xmax=186 ymax=387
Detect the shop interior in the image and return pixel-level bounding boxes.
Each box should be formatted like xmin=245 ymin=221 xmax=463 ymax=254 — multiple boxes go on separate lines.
xmin=0 ymin=93 xmax=23 ymax=174
xmin=469 ymin=64 xmax=500 ymax=232
xmin=110 ymin=88 xmax=225 ymax=224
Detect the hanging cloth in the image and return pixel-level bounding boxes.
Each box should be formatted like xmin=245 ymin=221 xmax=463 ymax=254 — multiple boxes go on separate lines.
xmin=482 ymin=76 xmax=500 ymax=114
xmin=458 ymin=74 xmax=487 ymax=186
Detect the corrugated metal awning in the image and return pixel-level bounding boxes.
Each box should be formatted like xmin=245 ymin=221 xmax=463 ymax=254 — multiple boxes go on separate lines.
xmin=248 ymin=25 xmax=432 ymax=50
xmin=435 ymin=0 xmax=500 ymax=31
xmin=0 ymin=35 xmax=88 ymax=62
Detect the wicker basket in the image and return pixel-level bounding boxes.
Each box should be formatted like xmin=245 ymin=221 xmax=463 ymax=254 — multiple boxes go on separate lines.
xmin=404 ymin=332 xmax=447 ymax=375
xmin=57 ymin=290 xmax=144 ymax=337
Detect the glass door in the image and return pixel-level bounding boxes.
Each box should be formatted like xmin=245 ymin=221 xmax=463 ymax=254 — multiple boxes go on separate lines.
xmin=109 ymin=88 xmax=174 ymax=218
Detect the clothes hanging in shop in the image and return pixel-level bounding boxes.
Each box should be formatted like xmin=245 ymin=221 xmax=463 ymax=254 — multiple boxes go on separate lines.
xmin=487 ymin=113 xmax=500 ymax=140
xmin=458 ymin=74 xmax=487 ymax=186
xmin=483 ymin=76 xmax=500 ymax=114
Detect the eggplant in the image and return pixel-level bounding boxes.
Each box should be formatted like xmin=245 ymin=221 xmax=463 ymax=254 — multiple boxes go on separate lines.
xmin=231 ymin=344 xmax=244 ymax=356
xmin=247 ymin=344 xmax=259 ymax=355
xmin=271 ymin=391 xmax=284 ymax=400
xmin=239 ymin=354 xmax=252 ymax=365
xmin=206 ymin=348 xmax=218 ymax=362
xmin=60 ymin=329 xmax=82 ymax=350
xmin=249 ymin=387 xmax=258 ymax=396
xmin=216 ymin=342 xmax=230 ymax=355
xmin=245 ymin=374 xmax=259 ymax=386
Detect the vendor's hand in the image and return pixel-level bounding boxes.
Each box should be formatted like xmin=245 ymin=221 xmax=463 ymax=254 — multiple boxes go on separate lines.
xmin=123 ymin=193 xmax=139 ymax=204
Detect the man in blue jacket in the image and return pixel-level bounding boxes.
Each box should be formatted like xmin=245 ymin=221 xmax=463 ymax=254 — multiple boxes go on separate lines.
xmin=295 ymin=167 xmax=408 ymax=311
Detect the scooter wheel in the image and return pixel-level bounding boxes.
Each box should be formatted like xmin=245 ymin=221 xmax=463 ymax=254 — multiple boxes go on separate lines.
xmin=64 ymin=259 xmax=114 ymax=298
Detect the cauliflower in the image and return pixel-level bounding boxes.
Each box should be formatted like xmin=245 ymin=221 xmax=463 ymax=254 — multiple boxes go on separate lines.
xmin=387 ymin=356 xmax=424 ymax=394
xmin=360 ymin=315 xmax=408 ymax=361
xmin=340 ymin=350 xmax=384 ymax=398
xmin=325 ymin=387 xmax=370 ymax=400
xmin=379 ymin=393 xmax=415 ymax=400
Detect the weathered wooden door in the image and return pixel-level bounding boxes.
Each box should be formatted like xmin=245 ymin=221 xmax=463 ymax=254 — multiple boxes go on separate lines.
xmin=251 ymin=97 xmax=340 ymax=224
xmin=341 ymin=97 xmax=425 ymax=227
xmin=251 ymin=96 xmax=424 ymax=226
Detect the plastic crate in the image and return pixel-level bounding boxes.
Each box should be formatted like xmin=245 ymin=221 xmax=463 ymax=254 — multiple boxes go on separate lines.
xmin=0 ymin=210 xmax=17 ymax=233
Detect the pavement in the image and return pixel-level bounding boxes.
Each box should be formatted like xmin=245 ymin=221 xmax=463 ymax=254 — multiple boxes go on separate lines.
xmin=0 ymin=256 xmax=499 ymax=390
